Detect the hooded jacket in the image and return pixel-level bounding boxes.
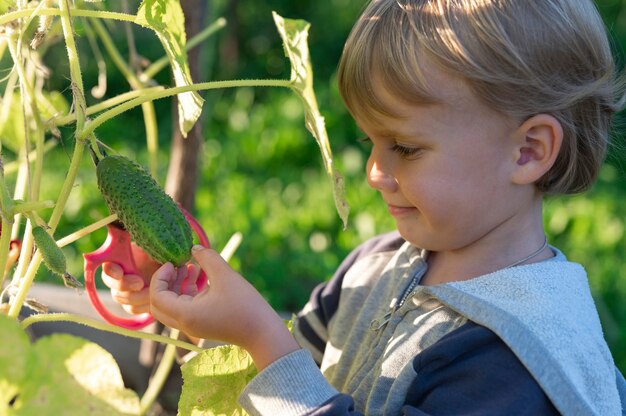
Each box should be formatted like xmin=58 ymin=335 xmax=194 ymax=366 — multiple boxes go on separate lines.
xmin=239 ymin=232 xmax=626 ymax=415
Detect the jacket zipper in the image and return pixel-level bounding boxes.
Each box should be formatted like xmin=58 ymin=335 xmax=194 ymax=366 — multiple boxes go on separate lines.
xmin=370 ymin=266 xmax=423 ymax=332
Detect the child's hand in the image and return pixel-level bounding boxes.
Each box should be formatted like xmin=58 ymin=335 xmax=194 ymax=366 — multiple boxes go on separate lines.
xmin=150 ymin=245 xmax=300 ymax=371
xmin=101 ymin=243 xmax=161 ymax=315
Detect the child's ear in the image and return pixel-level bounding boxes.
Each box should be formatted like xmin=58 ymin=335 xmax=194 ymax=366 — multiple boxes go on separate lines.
xmin=510 ymin=114 xmax=563 ymax=186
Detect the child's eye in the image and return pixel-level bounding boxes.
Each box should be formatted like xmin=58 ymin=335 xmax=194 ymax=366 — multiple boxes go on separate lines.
xmin=357 ymin=136 xmax=372 ymax=145
xmin=390 ymin=143 xmax=422 ymax=160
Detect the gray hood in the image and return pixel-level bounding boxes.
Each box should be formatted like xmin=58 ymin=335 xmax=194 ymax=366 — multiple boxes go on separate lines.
xmin=424 ymin=247 xmax=624 ymax=415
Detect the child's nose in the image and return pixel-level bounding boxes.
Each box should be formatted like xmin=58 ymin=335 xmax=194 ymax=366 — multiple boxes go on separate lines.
xmin=366 ymin=156 xmax=397 ymax=192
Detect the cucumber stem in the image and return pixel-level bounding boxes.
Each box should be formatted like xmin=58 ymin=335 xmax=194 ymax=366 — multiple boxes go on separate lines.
xmin=11 ymin=200 xmax=55 ymax=214
xmin=6 ymin=34 xmax=46 ymax=202
xmin=8 ymin=0 xmax=90 ymax=318
xmin=139 ymin=329 xmax=180 ymax=415
xmin=55 ymin=214 xmax=117 ymax=248
xmin=20 ymin=313 xmax=203 ymax=353
xmin=53 ymin=87 xmax=165 ymax=127
xmin=76 ymin=79 xmax=293 ymax=142
xmin=0 ymin=8 xmax=137 ymax=27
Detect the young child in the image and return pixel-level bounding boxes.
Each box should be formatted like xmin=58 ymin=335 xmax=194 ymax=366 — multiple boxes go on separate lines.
xmin=105 ymin=0 xmax=626 ymax=414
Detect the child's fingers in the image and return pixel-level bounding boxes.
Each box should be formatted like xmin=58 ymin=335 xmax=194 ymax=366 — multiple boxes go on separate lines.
xmin=102 ymin=262 xmax=144 ymax=291
xmin=111 ymin=286 xmax=150 ymax=308
xmin=169 ymin=265 xmax=189 ymax=293
xmin=181 ymin=263 xmax=200 ymax=296
xmin=120 ymin=297 xmax=150 ymax=315
xmin=102 ymin=261 xmax=123 ymax=278
xmin=150 ymin=262 xmax=189 ymax=328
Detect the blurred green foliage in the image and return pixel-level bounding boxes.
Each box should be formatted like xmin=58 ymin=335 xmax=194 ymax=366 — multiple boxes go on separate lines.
xmin=13 ymin=0 xmax=626 ymax=372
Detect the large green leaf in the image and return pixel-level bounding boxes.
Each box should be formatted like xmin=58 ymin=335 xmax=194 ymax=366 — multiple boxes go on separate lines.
xmin=178 ymin=344 xmax=257 ymax=416
xmin=135 ymin=0 xmax=204 ymax=137
xmin=273 ymin=12 xmax=350 ymax=227
xmin=0 ymin=315 xmax=140 ymax=415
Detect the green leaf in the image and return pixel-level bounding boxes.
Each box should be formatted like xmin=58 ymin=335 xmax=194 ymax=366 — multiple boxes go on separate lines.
xmin=179 ymin=345 xmax=257 ymax=416
xmin=0 ymin=314 xmax=30 ymax=415
xmin=135 ymin=0 xmax=204 ymax=137
xmin=0 ymin=315 xmax=140 ymax=415
xmin=272 ymin=12 xmax=350 ymax=228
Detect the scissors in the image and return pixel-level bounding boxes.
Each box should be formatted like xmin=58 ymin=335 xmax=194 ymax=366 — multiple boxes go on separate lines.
xmin=83 ymin=207 xmax=210 ymax=330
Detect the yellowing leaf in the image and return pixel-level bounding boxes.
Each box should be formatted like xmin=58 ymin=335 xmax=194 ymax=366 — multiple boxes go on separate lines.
xmin=179 ymin=344 xmax=257 ymax=416
xmin=0 ymin=315 xmax=140 ymax=415
xmin=273 ymin=12 xmax=349 ymax=227
xmin=135 ymin=0 xmax=204 ymax=137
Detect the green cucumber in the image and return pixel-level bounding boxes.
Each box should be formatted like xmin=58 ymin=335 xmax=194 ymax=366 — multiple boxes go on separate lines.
xmin=96 ymin=155 xmax=193 ymax=266
xmin=32 ymin=226 xmax=81 ymax=288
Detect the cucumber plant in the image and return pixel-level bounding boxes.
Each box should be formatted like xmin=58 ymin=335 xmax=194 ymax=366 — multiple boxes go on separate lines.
xmin=0 ymin=1 xmax=345 ymax=415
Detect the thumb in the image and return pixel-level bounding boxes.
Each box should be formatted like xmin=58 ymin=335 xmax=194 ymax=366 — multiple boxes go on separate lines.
xmin=191 ymin=245 xmax=232 ymax=286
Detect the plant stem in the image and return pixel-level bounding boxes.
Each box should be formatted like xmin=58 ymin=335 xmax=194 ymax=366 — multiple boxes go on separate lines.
xmin=89 ymin=17 xmax=138 ymax=84
xmin=11 ymin=200 xmax=55 ymax=214
xmin=10 ymin=219 xmax=33 ymax=289
xmin=4 ymin=19 xmax=47 ymax=313
xmin=0 ymin=8 xmax=136 ymax=27
xmin=55 ymin=214 xmax=117 ymax=248
xmin=20 ymin=313 xmax=203 ymax=353
xmin=53 ymin=87 xmax=165 ymax=127
xmin=8 ymin=0 xmax=90 ymax=318
xmin=142 ymin=101 xmax=159 ymax=178
xmin=89 ymin=16 xmax=160 ymax=176
xmin=0 ymin=218 xmax=14 ymax=288
xmin=77 ymin=79 xmax=293 ymax=141
xmin=59 ymin=0 xmax=87 ymax=138
xmin=10 ymin=144 xmax=42 ymax=276
xmin=47 ymin=0 xmax=88 ymax=230
xmin=139 ymin=329 xmax=180 ymax=415
xmin=8 ymin=248 xmax=41 ymax=317
xmin=6 ymin=35 xmax=46 ymax=201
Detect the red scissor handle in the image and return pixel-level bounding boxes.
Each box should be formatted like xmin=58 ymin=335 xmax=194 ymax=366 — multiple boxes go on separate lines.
xmin=83 ymin=208 xmax=210 ymax=330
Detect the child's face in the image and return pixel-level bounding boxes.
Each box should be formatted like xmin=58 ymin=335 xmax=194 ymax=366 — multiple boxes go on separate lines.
xmin=357 ymin=65 xmax=525 ymax=252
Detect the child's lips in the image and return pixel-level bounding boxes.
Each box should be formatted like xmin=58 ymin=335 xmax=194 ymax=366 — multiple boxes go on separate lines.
xmin=386 ymin=203 xmax=416 ymax=217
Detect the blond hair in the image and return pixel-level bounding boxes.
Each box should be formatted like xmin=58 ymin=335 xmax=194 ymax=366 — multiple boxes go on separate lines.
xmin=338 ymin=0 xmax=625 ymax=194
